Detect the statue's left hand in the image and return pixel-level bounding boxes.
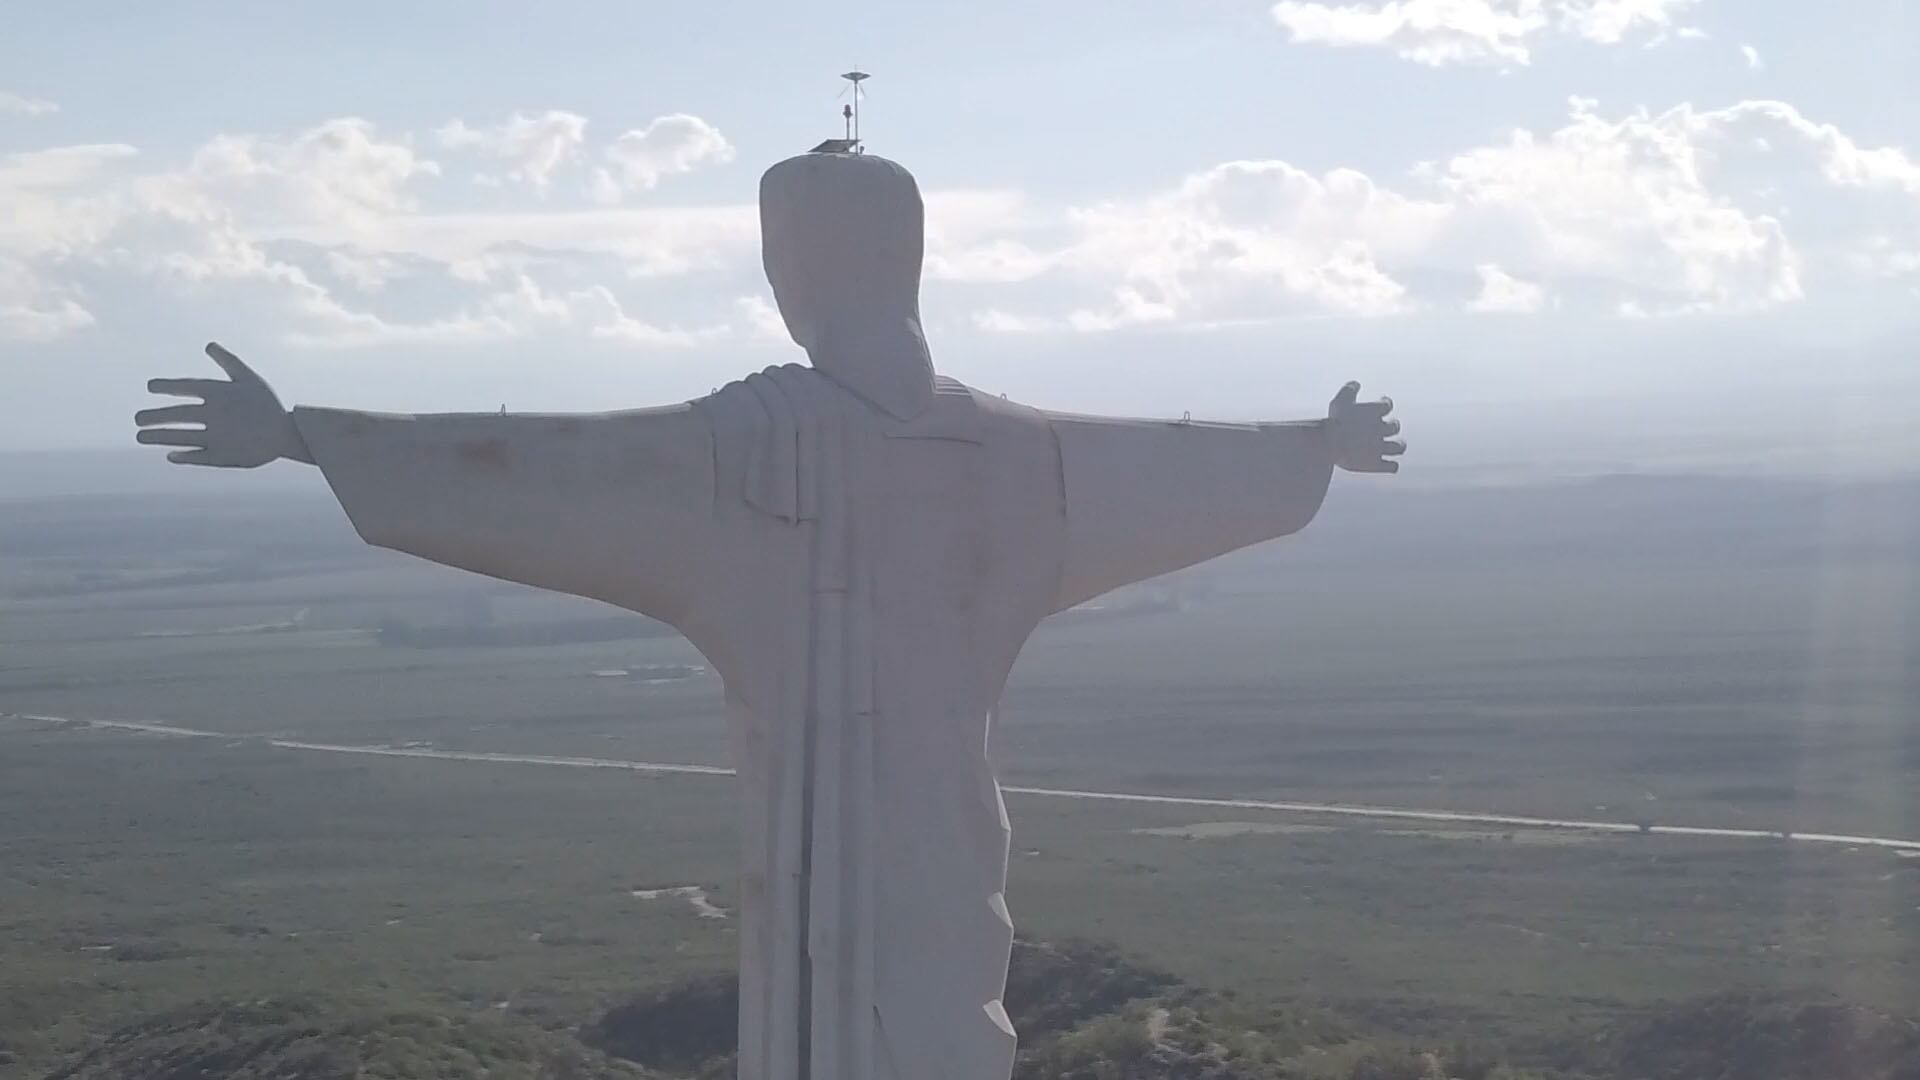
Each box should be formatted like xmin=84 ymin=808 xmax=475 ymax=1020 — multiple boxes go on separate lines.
xmin=135 ymin=342 xmax=311 ymax=467
xmin=1327 ymin=382 xmax=1404 ymax=474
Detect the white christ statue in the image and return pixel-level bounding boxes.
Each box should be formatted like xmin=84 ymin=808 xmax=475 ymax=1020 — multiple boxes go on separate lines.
xmin=135 ymin=149 xmax=1403 ymax=1080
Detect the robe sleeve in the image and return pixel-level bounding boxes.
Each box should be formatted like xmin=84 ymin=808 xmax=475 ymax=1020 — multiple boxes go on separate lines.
xmin=291 ymin=403 xmax=715 ymax=625
xmin=1047 ymin=412 xmax=1336 ymax=612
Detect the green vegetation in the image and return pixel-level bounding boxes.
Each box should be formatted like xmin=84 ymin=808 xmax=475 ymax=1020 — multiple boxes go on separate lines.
xmin=3 ymin=479 xmax=1917 ymax=1078
xmin=42 ymin=1000 xmax=652 ymax=1080
xmin=42 ymin=949 xmax=1920 ymax=1079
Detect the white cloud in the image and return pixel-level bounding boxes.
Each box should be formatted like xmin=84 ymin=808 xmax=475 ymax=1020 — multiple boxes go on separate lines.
xmin=1721 ymin=101 xmax=1920 ymax=196
xmin=323 ymin=248 xmax=408 ymax=292
xmin=970 ymin=159 xmax=1439 ymax=331
xmin=436 ymin=110 xmax=588 ymax=194
xmin=0 ymin=115 xmax=746 ymax=348
xmin=307 ymin=204 xmax=761 ymax=278
xmin=1268 ymin=0 xmax=1699 ymax=66
xmin=971 ymin=308 xmax=1049 ymax=334
xmin=925 ymin=239 xmax=1056 ymax=283
xmin=1468 ymin=263 xmax=1548 ymax=311
xmin=177 ymin=118 xmax=440 ymax=229
xmin=0 ymin=143 xmax=139 ymax=187
xmin=1425 ymin=98 xmax=1804 ymax=313
xmin=0 ymin=91 xmax=58 ymax=117
xmin=0 ymin=256 xmax=93 ymax=341
xmin=734 ymin=294 xmax=791 ymax=342
xmin=1555 ymin=0 xmax=1697 ymax=45
xmin=1740 ymin=44 xmax=1764 ymax=70
xmin=285 ymin=273 xmax=727 ymax=350
xmin=4 ymin=98 xmax=1918 ymax=348
xmin=1271 ymin=0 xmax=1545 ymax=66
xmin=0 ymin=145 xmax=141 ymax=260
xmin=591 ymin=114 xmax=734 ymax=202
xmin=1852 ymin=236 xmax=1920 ymax=279
xmin=968 ymin=98 xmax=1920 ymax=331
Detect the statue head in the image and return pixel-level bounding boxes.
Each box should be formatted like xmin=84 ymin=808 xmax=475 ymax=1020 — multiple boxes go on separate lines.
xmin=759 ymin=152 xmax=936 ymax=420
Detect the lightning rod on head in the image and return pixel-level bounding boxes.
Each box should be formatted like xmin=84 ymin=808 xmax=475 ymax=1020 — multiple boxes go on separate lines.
xmin=842 ymin=70 xmax=868 ymax=149
xmin=812 ymin=70 xmax=870 ymax=155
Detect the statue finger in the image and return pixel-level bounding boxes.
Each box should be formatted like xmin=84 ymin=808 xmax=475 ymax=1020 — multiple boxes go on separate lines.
xmin=136 ymin=428 xmax=209 ymax=448
xmin=1330 ymin=381 xmax=1361 ymax=411
xmin=1348 ymin=457 xmax=1400 ymax=474
xmin=205 ymin=342 xmax=255 ymax=382
xmin=134 ymin=404 xmax=203 ymax=427
xmin=167 ymin=448 xmax=217 ymax=466
xmin=1355 ymin=396 xmax=1393 ymax=418
xmin=147 ymin=377 xmax=224 ymax=399
xmin=1378 ymin=417 xmax=1401 ymax=437
xmin=1380 ymin=439 xmax=1407 ymax=457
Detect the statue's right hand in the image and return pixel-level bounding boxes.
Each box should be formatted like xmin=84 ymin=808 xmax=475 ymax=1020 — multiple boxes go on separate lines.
xmin=135 ymin=342 xmax=307 ymax=468
xmin=1326 ymin=381 xmax=1404 ymax=475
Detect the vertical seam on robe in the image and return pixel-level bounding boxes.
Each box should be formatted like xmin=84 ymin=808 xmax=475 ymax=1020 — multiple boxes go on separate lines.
xmin=785 ymin=365 xmax=835 ymax=1080
xmin=743 ymin=369 xmax=803 ymax=523
xmin=848 ymin=388 xmax=879 ymax=1080
xmin=1043 ymin=415 xmax=1074 ymax=614
xmin=748 ymin=368 xmax=813 ymax=1078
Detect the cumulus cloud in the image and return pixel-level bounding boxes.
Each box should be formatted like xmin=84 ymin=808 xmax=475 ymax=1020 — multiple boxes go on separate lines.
xmin=0 ymin=144 xmax=141 ymax=260
xmin=965 ymin=159 xmax=1437 ymax=331
xmin=4 ymin=98 xmax=1917 ymax=346
xmin=1271 ymin=0 xmax=1546 ymax=66
xmin=0 ymin=112 xmax=752 ymax=347
xmin=967 ymin=98 xmax=1920 ymax=331
xmin=925 ymin=239 xmax=1056 ymax=284
xmin=1555 ymin=0 xmax=1697 ymax=45
xmin=176 ymin=118 xmax=440 ymax=230
xmin=323 ymin=248 xmax=409 ymax=292
xmin=0 ymin=91 xmax=58 ymax=117
xmin=1468 ymin=264 xmax=1548 ymax=311
xmin=591 ymin=114 xmax=735 ymax=202
xmin=1425 ymin=99 xmax=1803 ymax=313
xmin=0 ymin=256 xmax=93 ymax=340
xmin=1268 ymin=0 xmax=1699 ymax=66
xmin=733 ymin=294 xmax=791 ymax=342
xmin=436 ymin=110 xmax=589 ymax=194
xmin=1080 ymin=163 xmax=1427 ymax=317
xmin=284 ymin=272 xmax=728 ymax=349
xmin=322 ymin=204 xmax=760 ymax=279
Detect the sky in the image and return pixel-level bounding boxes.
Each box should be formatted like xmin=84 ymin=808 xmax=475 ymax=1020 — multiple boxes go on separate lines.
xmin=4 ymin=0 xmax=1918 ymax=480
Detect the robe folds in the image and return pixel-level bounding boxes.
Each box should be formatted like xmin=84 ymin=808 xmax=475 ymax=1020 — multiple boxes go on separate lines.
xmin=291 ymin=363 xmax=1336 ymax=1080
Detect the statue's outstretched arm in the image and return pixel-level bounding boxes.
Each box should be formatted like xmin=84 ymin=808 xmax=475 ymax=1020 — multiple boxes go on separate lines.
xmin=136 ymin=343 xmax=716 ymax=625
xmin=1048 ymin=382 xmax=1402 ymax=612
xmin=137 ymin=343 xmax=316 ymax=467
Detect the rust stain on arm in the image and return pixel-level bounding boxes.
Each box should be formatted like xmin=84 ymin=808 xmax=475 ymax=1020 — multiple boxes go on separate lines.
xmin=457 ymin=437 xmax=511 ymax=473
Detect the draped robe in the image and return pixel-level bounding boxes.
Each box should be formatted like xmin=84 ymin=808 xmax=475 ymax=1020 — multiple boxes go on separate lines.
xmin=289 ymin=365 xmax=1337 ymax=1079
xmin=277 ymin=145 xmax=1351 ymax=1079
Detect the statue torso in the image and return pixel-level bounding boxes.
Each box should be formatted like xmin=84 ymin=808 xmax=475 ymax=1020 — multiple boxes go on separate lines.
xmin=683 ymin=364 xmax=1067 ymax=711
xmin=683 ymin=364 xmax=1065 ymax=1079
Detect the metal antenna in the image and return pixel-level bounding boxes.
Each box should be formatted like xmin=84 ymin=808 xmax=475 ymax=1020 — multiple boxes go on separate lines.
xmin=810 ymin=71 xmax=871 ymax=154
xmin=841 ymin=70 xmax=869 ymax=151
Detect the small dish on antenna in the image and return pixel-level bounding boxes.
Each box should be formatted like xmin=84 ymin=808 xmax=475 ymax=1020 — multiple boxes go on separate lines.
xmin=815 ymin=70 xmax=871 ymax=154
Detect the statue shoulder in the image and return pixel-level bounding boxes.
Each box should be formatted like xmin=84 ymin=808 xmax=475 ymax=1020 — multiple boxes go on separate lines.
xmin=696 ymin=364 xmax=826 ymax=424
xmin=887 ymin=376 xmax=1052 ymax=450
xmin=932 ymin=377 xmax=1049 ymax=430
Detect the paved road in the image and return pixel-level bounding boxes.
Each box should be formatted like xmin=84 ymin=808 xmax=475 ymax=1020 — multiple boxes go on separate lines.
xmin=13 ymin=712 xmax=1920 ymax=854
